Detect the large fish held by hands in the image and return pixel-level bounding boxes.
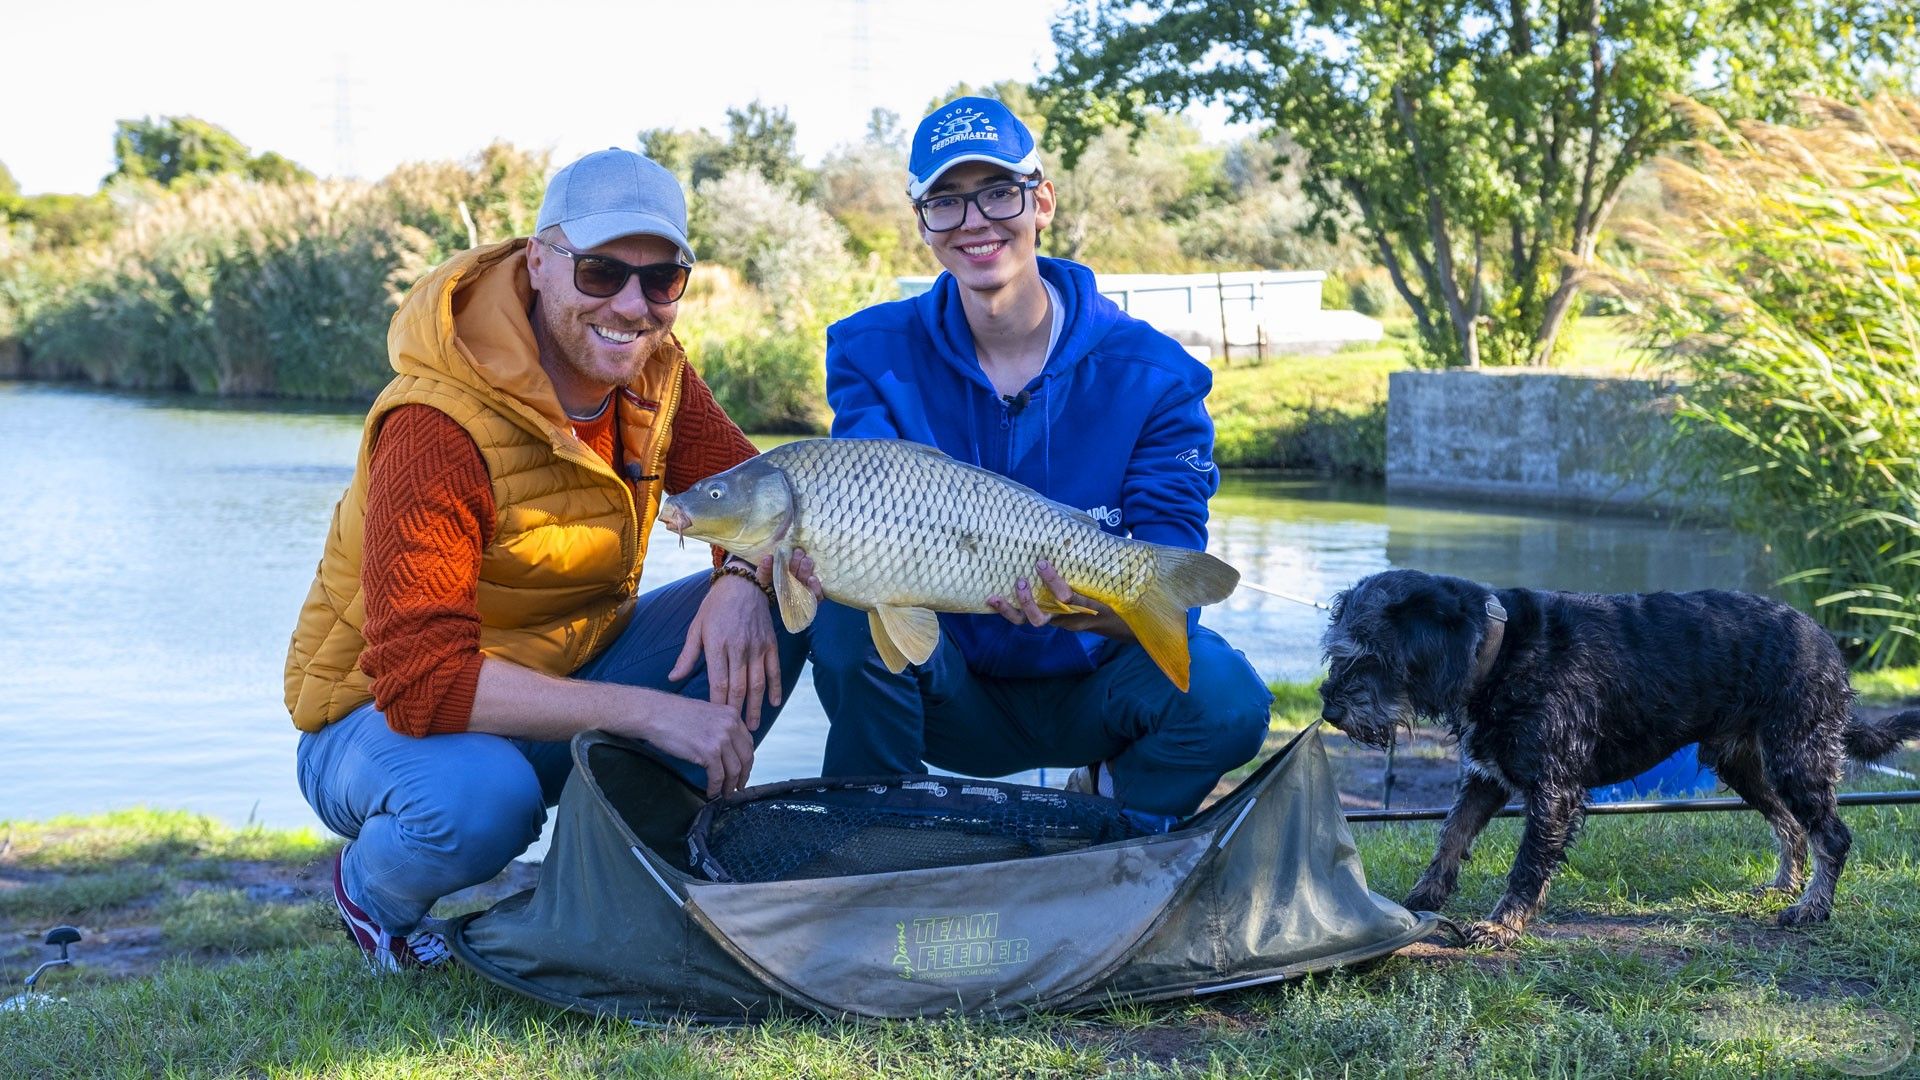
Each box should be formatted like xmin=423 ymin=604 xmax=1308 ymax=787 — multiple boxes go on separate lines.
xmin=658 ymin=438 xmax=1239 ymax=691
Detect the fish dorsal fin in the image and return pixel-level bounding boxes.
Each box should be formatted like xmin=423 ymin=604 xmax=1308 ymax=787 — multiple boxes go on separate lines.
xmin=771 ymin=548 xmax=818 ymax=633
xmin=869 ymin=604 xmax=941 ymax=672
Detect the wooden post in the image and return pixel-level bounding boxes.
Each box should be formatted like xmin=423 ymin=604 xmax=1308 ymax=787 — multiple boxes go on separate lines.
xmin=1215 ymin=271 xmax=1231 ymax=365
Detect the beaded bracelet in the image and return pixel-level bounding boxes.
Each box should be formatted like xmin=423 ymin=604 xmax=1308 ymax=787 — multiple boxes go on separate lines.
xmin=709 ymin=561 xmax=776 ymax=604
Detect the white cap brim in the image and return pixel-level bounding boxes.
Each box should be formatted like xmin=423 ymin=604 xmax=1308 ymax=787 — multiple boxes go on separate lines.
xmin=906 ymin=150 xmax=1043 ymax=200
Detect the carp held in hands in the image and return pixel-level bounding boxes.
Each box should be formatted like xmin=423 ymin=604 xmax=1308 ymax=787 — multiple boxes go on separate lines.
xmin=657 ymin=438 xmax=1239 ymax=691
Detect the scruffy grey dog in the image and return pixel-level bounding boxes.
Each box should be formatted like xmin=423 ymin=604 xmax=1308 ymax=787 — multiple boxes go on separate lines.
xmin=1318 ymin=569 xmax=1920 ymax=948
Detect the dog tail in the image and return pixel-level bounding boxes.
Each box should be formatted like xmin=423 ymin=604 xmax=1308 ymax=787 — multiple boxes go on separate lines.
xmin=1845 ymin=708 xmax=1920 ymax=761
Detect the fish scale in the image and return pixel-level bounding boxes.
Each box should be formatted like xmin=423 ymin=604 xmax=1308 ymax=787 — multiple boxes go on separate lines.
xmin=773 ymin=439 xmax=1149 ymax=612
xmin=660 ymin=438 xmax=1238 ymax=690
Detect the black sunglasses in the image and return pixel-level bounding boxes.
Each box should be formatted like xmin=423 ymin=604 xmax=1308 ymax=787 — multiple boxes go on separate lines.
xmin=539 ymin=238 xmax=692 ymax=302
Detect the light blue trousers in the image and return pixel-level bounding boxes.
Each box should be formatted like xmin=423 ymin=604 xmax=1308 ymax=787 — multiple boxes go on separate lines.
xmin=296 ymin=570 xmax=808 ymax=935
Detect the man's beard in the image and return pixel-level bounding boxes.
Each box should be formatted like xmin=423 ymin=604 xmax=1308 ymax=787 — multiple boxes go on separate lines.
xmin=540 ymin=307 xmax=668 ymax=389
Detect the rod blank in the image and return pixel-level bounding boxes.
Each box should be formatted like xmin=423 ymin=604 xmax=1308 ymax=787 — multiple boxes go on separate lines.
xmin=1344 ymin=789 xmax=1920 ymax=823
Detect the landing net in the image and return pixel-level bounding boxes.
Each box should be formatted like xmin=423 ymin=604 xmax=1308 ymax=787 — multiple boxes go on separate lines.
xmin=688 ymin=776 xmax=1146 ymax=883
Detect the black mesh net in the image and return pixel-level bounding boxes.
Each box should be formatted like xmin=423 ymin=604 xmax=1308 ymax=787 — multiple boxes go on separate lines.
xmin=688 ymin=776 xmax=1147 ymax=883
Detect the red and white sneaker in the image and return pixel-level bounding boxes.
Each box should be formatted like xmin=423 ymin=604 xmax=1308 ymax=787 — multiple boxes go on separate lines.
xmin=330 ymin=848 xmax=451 ymax=972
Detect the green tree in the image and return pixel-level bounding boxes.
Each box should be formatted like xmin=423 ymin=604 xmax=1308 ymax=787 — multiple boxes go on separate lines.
xmin=639 ymin=101 xmax=810 ymax=194
xmin=637 ymin=125 xmax=728 ymax=188
xmin=110 ymin=116 xmax=254 ymax=186
xmin=817 ymin=122 xmax=928 ymax=274
xmin=9 ymin=192 xmax=116 ymax=248
xmin=108 ymin=116 xmax=312 ymax=189
xmin=244 ymin=151 xmax=315 ymax=185
xmin=1045 ymin=1 xmax=1919 ymax=367
xmin=0 ymin=159 xmax=19 ymax=213
xmin=717 ymin=100 xmax=809 ymax=192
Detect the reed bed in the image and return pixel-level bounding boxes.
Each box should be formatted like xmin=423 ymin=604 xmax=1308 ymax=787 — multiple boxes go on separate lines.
xmin=1608 ymin=96 xmax=1920 ymax=666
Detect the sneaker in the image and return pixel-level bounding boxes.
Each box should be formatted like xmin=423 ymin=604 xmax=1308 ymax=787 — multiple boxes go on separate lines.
xmin=330 ymin=848 xmax=450 ymax=972
xmin=1064 ymin=760 xmax=1115 ymax=798
xmin=1064 ymin=764 xmax=1179 ymax=834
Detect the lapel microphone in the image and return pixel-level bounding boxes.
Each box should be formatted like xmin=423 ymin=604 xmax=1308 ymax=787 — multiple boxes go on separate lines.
xmin=1004 ymin=390 xmax=1031 ymax=417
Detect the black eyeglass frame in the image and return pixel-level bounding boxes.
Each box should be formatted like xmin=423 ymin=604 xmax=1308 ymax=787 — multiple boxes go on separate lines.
xmin=912 ymin=177 xmax=1042 ymax=233
xmin=538 ymin=237 xmax=693 ymax=302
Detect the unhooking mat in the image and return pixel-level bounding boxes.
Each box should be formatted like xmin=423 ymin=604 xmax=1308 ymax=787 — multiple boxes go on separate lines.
xmin=447 ymin=722 xmax=1437 ymax=1022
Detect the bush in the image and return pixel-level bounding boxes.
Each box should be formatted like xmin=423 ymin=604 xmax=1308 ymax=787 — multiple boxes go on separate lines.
xmin=1 ymin=147 xmax=539 ymax=399
xmin=16 ymin=177 xmax=433 ymax=396
xmin=683 ymin=170 xmax=889 ymax=432
xmin=1606 ymin=96 xmax=1920 ymax=667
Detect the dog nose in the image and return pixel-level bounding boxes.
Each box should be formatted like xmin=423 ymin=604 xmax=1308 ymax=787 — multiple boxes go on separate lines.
xmin=1321 ymin=703 xmax=1346 ymax=722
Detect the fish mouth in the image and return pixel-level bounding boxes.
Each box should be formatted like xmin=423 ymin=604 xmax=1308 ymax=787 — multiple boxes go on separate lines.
xmin=658 ymin=503 xmax=691 ymax=536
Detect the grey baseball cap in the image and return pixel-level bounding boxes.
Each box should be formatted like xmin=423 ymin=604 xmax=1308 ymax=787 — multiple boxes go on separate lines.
xmin=535 ymin=148 xmax=696 ymax=263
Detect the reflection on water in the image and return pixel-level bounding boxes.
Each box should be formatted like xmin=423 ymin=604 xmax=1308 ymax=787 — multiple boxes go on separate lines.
xmin=0 ymin=384 xmax=1766 ymax=832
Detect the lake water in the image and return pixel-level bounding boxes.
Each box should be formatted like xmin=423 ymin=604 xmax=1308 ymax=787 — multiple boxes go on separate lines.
xmin=0 ymin=383 xmax=1767 ymax=833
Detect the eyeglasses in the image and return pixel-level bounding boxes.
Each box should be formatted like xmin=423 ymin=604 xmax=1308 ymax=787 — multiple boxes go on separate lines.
xmin=538 ymin=238 xmax=692 ymax=303
xmin=913 ymin=178 xmax=1041 ymax=233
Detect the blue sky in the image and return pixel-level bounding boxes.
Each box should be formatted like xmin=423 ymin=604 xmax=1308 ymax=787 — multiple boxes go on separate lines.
xmin=4 ymin=0 xmax=1098 ymax=194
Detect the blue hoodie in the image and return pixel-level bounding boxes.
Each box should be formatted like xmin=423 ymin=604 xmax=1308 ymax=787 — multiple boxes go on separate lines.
xmin=824 ymin=256 xmax=1221 ymax=679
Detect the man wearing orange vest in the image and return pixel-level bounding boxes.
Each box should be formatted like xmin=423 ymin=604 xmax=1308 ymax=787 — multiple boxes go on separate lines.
xmin=284 ymin=148 xmax=804 ymax=971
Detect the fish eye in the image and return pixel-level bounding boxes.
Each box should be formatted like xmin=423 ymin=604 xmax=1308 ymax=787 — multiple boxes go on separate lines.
xmin=706 ymin=482 xmax=726 ymax=500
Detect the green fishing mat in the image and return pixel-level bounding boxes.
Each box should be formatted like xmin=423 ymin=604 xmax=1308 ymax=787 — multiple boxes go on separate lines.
xmin=447 ymin=722 xmax=1437 ymax=1022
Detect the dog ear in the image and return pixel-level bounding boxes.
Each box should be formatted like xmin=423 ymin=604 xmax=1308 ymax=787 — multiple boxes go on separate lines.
xmin=1392 ymin=582 xmax=1478 ymax=715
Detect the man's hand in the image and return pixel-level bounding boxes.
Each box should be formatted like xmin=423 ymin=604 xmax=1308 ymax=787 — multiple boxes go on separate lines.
xmin=467 ymin=662 xmax=755 ymax=798
xmin=787 ymin=547 xmax=825 ymax=601
xmin=624 ymin=694 xmax=756 ymax=798
xmin=670 ymin=557 xmax=783 ymax=730
xmin=986 ymin=558 xmax=1134 ymax=640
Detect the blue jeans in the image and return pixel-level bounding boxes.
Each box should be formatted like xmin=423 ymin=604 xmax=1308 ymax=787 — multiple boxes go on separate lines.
xmin=809 ymin=600 xmax=1271 ymax=819
xmin=296 ymin=570 xmax=808 ymax=935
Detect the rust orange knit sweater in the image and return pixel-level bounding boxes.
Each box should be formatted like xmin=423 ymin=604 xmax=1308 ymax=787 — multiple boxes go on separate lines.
xmin=359 ymin=364 xmax=756 ymax=737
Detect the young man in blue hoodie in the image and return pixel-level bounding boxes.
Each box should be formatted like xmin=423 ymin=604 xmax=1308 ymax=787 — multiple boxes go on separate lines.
xmin=807 ymin=97 xmax=1272 ymax=832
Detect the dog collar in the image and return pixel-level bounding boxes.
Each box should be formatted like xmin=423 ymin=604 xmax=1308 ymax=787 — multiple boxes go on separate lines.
xmin=1470 ymin=596 xmax=1508 ymax=689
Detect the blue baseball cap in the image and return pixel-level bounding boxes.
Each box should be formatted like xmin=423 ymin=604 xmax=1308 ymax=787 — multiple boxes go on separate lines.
xmin=535 ymin=148 xmax=696 ymax=264
xmin=906 ymin=96 xmax=1042 ymax=200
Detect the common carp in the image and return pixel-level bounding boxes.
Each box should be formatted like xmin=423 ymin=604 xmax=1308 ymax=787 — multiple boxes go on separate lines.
xmin=658 ymin=438 xmax=1239 ymax=691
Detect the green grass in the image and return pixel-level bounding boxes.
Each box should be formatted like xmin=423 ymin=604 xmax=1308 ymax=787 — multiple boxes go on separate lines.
xmin=157 ymin=890 xmax=334 ymax=956
xmin=0 ymin=807 xmax=332 ymax=872
xmin=0 ymin=870 xmax=164 ymax=923
xmin=6 ymin=798 xmax=1918 ymax=1077
xmin=8 ymin=680 xmax=1919 ymax=1076
xmin=1853 ymin=667 xmax=1920 ymax=707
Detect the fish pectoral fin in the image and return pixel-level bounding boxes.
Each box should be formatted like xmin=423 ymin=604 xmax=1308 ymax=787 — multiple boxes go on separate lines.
xmin=867 ymin=609 xmax=911 ymax=673
xmin=872 ymin=605 xmax=941 ymax=668
xmin=772 ymin=549 xmax=818 ymax=633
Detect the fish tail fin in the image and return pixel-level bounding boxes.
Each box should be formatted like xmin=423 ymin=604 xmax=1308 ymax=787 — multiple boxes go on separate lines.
xmin=1098 ymin=546 xmax=1240 ymax=693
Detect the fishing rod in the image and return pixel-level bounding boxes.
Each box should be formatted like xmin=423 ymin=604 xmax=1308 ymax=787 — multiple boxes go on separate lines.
xmin=1345 ymin=789 xmax=1920 ymax=823
xmin=1236 ymin=580 xmax=1332 ymax=610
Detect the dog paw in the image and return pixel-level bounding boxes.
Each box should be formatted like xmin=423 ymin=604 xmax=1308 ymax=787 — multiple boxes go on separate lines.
xmin=1463 ymin=920 xmax=1523 ymax=949
xmin=1404 ymin=888 xmax=1448 ymax=913
xmin=1776 ymin=902 xmax=1831 ymax=928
